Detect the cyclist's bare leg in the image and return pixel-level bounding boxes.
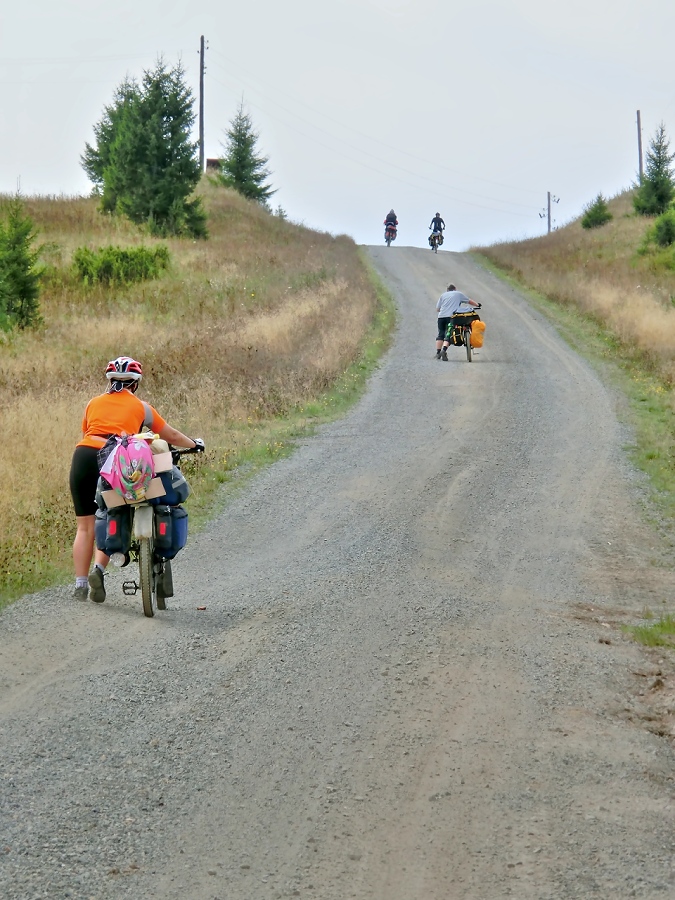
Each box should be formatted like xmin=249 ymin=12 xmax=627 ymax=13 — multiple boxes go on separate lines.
xmin=73 ymin=515 xmax=95 ymax=578
xmin=74 ymin=516 xmax=111 ymax=577
xmin=94 ymin=549 xmax=110 ymax=570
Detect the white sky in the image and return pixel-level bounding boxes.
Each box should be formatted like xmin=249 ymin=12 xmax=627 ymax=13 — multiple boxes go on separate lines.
xmin=1 ymin=0 xmax=674 ymax=249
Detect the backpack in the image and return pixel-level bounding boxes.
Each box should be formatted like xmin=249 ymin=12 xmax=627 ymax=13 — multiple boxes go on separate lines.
xmin=98 ymin=434 xmax=155 ymax=503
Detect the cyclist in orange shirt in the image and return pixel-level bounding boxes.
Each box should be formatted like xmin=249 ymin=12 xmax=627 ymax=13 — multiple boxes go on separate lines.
xmin=70 ymin=356 xmax=203 ymax=603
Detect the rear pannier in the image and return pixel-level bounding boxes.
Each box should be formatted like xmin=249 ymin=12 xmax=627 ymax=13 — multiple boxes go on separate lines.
xmin=153 ymin=505 xmax=189 ymax=560
xmin=470 ymin=320 xmax=486 ymax=348
xmin=95 ymin=506 xmax=132 ymax=556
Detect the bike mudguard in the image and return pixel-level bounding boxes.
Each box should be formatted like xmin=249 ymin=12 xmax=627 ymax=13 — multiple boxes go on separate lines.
xmin=133 ymin=505 xmax=154 ymax=539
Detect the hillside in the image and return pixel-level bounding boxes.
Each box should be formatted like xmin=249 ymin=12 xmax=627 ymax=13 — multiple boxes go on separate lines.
xmin=475 ymin=191 xmax=675 ymax=385
xmin=0 ymin=183 xmax=390 ymax=601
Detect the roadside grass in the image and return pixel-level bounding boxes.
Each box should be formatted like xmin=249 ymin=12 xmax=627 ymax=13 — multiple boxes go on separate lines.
xmin=623 ymin=616 xmax=675 ymax=647
xmin=473 ymin=191 xmax=675 ymax=386
xmin=0 ymin=186 xmax=395 ymax=607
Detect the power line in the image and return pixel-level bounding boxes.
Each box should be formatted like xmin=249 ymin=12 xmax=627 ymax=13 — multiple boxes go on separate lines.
xmin=207 ymin=66 xmax=540 ymax=216
xmin=210 ymin=47 xmax=543 ymax=200
xmin=208 ymin=73 xmax=535 ymax=219
xmin=0 ymin=53 xmax=159 ymax=65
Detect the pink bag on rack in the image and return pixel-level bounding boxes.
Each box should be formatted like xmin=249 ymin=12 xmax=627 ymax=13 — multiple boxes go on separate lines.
xmin=98 ymin=435 xmax=155 ymax=503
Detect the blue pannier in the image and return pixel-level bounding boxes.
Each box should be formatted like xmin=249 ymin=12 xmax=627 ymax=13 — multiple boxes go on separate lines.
xmin=95 ymin=506 xmax=132 ymax=555
xmin=153 ymin=505 xmax=188 ymax=560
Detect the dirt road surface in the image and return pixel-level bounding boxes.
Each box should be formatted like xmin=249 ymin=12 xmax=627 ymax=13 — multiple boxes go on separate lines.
xmin=2 ymin=248 xmax=675 ymax=899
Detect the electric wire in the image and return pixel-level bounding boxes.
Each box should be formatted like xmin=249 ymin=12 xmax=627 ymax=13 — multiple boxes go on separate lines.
xmin=209 ymin=74 xmax=535 ymax=219
xmin=210 ymin=48 xmax=542 ymax=202
xmin=208 ymin=62 xmax=540 ymax=216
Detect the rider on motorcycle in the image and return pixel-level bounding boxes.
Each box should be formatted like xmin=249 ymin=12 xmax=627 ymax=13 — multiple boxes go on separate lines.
xmin=384 ymin=210 xmax=398 ymax=244
xmin=429 ymin=212 xmax=445 ymax=247
xmin=69 ymin=356 xmax=203 ymax=603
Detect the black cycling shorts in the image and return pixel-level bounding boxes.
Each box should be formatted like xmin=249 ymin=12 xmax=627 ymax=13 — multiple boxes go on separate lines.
xmin=437 ymin=316 xmax=453 ymax=342
xmin=69 ymin=445 xmax=100 ymax=517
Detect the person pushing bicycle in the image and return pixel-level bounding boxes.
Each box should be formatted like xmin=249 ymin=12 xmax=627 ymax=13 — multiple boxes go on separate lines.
xmin=69 ymin=356 xmax=203 ymax=604
xmin=435 ymin=284 xmax=480 ymax=360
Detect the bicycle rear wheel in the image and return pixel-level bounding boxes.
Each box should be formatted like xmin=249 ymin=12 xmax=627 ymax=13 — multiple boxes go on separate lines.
xmin=465 ymin=328 xmax=472 ymax=362
xmin=139 ymin=537 xmax=156 ymax=617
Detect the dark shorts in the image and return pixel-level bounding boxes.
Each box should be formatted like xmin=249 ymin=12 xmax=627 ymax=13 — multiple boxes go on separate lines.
xmin=437 ymin=316 xmax=453 ymax=341
xmin=69 ymin=446 xmax=100 ymax=517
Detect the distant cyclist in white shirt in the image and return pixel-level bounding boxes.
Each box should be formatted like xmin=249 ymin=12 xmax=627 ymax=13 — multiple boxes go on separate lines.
xmin=435 ymin=283 xmax=480 ymax=360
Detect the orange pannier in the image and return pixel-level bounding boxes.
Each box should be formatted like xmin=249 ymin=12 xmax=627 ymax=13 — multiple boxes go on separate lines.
xmin=470 ymin=320 xmax=486 ymax=348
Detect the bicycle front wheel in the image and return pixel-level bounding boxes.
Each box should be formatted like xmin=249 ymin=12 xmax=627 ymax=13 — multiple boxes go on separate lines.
xmin=465 ymin=329 xmax=472 ymax=362
xmin=139 ymin=537 xmax=156 ymax=618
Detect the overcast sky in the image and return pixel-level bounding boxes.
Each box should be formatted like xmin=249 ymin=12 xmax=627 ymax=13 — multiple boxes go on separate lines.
xmin=1 ymin=0 xmax=673 ymax=249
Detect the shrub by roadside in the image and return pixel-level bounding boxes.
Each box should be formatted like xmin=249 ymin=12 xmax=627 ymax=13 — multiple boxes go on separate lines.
xmin=646 ymin=209 xmax=675 ymax=248
xmin=72 ymin=244 xmax=170 ymax=285
xmin=581 ymin=193 xmax=612 ymax=230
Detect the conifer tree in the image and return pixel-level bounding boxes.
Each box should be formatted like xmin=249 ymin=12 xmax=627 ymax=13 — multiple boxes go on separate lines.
xmin=0 ymin=196 xmax=41 ymax=330
xmin=581 ymin=193 xmax=612 ymax=229
xmin=82 ymin=60 xmax=206 ymax=237
xmin=634 ymin=123 xmax=675 ymax=216
xmin=81 ymin=77 xmax=140 ymax=212
xmin=218 ymin=102 xmax=276 ymax=204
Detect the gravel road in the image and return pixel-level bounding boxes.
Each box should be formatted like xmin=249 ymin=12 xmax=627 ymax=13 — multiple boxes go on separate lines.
xmin=2 ymin=248 xmax=675 ymax=899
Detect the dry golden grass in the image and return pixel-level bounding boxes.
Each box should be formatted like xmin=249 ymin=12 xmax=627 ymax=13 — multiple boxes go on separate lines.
xmin=474 ymin=190 xmax=675 ymax=384
xmin=0 ymin=182 xmax=380 ymax=598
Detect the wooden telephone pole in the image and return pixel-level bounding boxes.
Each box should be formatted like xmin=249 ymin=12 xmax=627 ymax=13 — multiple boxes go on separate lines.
xmin=637 ymin=110 xmax=644 ymax=183
xmin=199 ymin=35 xmax=206 ymax=172
xmin=539 ymin=192 xmax=559 ymax=233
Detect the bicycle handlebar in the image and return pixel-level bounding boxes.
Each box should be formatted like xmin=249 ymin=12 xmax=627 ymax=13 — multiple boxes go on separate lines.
xmin=170 ymin=444 xmax=203 ymax=455
xmin=129 ymin=433 xmax=205 ymax=454
xmin=169 ymin=440 xmax=205 ymax=466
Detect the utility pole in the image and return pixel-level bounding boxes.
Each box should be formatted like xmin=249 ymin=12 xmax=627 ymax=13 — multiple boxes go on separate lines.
xmin=637 ymin=109 xmax=644 ymax=183
xmin=539 ymin=192 xmax=560 ymax=234
xmin=199 ymin=35 xmax=206 ymax=173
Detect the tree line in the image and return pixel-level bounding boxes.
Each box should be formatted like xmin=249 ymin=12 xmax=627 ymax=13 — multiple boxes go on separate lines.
xmin=82 ymin=59 xmax=276 ymax=237
xmin=0 ymin=58 xmax=276 ymax=331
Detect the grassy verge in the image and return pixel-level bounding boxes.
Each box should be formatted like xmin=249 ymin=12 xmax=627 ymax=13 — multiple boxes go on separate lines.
xmin=623 ymin=616 xmax=675 ymax=648
xmin=471 ymin=252 xmax=675 ymax=528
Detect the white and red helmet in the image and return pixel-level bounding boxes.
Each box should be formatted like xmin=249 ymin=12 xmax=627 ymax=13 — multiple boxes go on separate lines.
xmin=105 ymin=356 xmax=143 ymax=383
